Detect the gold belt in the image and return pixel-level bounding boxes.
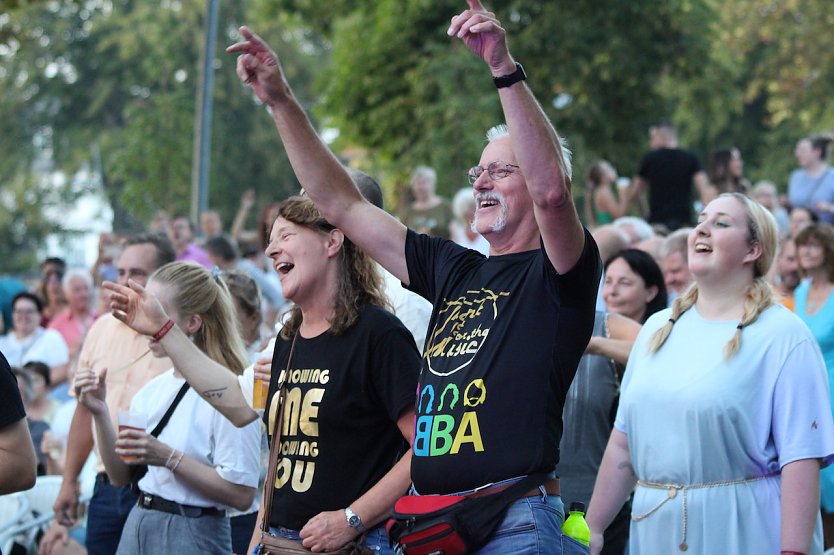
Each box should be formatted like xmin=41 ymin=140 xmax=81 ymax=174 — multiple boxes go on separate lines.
xmin=633 ymin=473 xmax=778 ymax=552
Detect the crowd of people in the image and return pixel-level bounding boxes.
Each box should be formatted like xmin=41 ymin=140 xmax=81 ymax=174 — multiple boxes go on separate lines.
xmin=2 ymin=1 xmax=834 ymax=555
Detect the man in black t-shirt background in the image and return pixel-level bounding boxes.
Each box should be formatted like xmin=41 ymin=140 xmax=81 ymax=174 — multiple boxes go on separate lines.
xmin=629 ymin=121 xmax=711 ymax=231
xmin=0 ymin=350 xmax=38 ymax=496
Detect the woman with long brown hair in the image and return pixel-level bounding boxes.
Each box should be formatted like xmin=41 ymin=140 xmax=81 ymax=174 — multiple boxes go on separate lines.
xmin=103 ymin=196 xmax=421 ymax=554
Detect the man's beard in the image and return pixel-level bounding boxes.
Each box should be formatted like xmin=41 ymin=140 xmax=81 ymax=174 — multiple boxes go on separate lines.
xmin=472 ymin=191 xmax=508 ymax=234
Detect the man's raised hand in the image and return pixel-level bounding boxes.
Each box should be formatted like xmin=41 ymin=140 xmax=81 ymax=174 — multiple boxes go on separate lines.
xmin=447 ymin=0 xmax=513 ymax=75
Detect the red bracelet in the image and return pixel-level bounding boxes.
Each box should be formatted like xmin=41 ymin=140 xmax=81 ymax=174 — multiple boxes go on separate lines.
xmin=780 ymin=551 xmax=806 ymax=555
xmin=152 ymin=319 xmax=175 ymax=342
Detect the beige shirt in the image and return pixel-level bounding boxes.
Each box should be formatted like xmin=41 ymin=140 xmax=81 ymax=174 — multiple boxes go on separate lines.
xmin=75 ymin=314 xmax=171 ymax=472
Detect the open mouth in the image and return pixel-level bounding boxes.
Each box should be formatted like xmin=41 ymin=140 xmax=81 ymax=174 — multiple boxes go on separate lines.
xmin=276 ymin=261 xmax=295 ymax=276
xmin=693 ymin=243 xmax=712 ymax=253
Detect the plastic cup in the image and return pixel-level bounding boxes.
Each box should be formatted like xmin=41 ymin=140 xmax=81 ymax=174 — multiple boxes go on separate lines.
xmin=253 ymin=378 xmax=269 ymax=411
xmin=117 ymin=411 xmax=147 ymax=462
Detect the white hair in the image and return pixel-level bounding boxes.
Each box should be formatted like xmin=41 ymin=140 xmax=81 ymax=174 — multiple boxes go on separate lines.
xmin=659 ymin=227 xmax=693 ymax=260
xmin=63 ymin=267 xmax=93 ymax=290
xmin=410 ymin=165 xmax=437 ymax=186
xmin=485 ymin=124 xmax=573 ymax=179
xmin=612 ymin=216 xmax=655 ymax=244
xmin=452 ymin=187 xmax=477 ymax=221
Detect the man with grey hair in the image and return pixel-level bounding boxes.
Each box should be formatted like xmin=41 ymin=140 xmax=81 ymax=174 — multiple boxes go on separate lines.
xmin=659 ymin=227 xmax=694 ymax=301
xmin=229 ymin=0 xmax=600 ymax=550
xmin=400 ymin=164 xmax=454 ymax=239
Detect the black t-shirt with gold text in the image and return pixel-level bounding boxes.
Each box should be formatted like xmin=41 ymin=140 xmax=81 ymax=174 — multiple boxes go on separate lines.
xmin=405 ymin=229 xmax=600 ymax=494
xmin=263 ymin=305 xmax=421 ymax=530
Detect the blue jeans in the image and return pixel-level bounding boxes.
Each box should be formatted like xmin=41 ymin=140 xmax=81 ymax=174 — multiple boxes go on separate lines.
xmin=469 ymin=493 xmax=589 ymax=555
xmin=410 ymin=476 xmax=589 ymax=555
xmin=257 ymin=523 xmax=394 ymax=554
xmin=231 ymin=511 xmax=259 ymax=555
xmin=86 ymin=474 xmax=138 ymax=555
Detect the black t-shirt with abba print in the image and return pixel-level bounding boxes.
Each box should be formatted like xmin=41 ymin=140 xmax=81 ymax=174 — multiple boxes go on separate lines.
xmin=405 ymin=228 xmax=601 ymax=494
xmin=263 ymin=304 xmax=421 ymax=531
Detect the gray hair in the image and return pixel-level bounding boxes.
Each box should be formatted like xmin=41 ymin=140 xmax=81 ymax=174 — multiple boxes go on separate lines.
xmin=452 ymin=187 xmax=477 ymax=221
xmin=63 ymin=267 xmax=94 ymax=291
xmin=659 ymin=227 xmax=692 ymax=260
xmin=485 ymin=124 xmax=573 ymax=179
xmin=612 ymin=216 xmax=655 ymax=244
xmin=410 ymin=165 xmax=437 ymax=186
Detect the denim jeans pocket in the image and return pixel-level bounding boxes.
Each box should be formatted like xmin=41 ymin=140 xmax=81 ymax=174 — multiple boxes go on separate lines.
xmin=561 ymin=533 xmax=591 ymax=555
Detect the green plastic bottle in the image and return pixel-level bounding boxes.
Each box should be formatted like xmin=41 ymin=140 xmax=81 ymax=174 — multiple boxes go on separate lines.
xmin=562 ymin=501 xmax=591 ymax=546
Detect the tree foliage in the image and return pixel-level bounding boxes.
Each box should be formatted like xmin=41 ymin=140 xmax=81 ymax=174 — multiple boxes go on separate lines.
xmin=276 ymin=0 xmax=715 ymax=205
xmin=0 ymin=0 xmax=324 ymax=271
xmin=664 ymin=0 xmax=834 ymax=186
xmin=3 ymin=0 xmax=834 ymax=272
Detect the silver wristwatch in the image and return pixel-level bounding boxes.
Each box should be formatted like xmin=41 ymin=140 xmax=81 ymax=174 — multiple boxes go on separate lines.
xmin=344 ymin=507 xmax=366 ymax=532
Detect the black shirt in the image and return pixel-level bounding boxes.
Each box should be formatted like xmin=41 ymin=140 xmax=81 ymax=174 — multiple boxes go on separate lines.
xmin=405 ymin=229 xmax=601 ymax=494
xmin=0 ymin=351 xmax=26 ymax=429
xmin=263 ymin=305 xmax=421 ymax=530
xmin=637 ymin=147 xmax=703 ymax=230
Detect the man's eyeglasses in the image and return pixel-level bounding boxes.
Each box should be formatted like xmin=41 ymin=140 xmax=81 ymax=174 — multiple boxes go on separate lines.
xmin=467 ymin=161 xmax=520 ymax=185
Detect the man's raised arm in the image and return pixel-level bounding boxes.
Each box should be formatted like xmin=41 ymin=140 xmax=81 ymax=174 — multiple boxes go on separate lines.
xmin=227 ymin=27 xmax=409 ymax=284
xmin=449 ymin=1 xmax=586 ymax=273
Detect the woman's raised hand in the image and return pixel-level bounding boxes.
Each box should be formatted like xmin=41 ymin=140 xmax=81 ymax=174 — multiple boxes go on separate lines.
xmin=102 ymin=280 xmax=169 ymax=337
xmin=227 ymin=26 xmax=289 ymax=107
xmin=74 ymin=368 xmax=108 ymax=417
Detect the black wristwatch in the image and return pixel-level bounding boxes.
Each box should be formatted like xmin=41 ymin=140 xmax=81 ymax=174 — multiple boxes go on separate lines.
xmin=345 ymin=507 xmax=366 ymax=532
xmin=493 ymin=63 xmax=527 ymax=89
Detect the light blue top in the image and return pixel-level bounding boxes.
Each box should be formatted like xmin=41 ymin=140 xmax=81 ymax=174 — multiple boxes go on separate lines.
xmin=788 ymin=165 xmax=834 ymax=224
xmin=795 ymin=279 xmax=834 ymax=511
xmin=616 ymin=304 xmax=834 ymax=553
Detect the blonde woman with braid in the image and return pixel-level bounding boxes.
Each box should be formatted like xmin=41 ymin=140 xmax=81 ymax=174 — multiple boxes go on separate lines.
xmin=586 ymin=193 xmax=834 ymax=555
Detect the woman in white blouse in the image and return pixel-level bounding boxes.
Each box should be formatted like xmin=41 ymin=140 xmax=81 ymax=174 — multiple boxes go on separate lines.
xmin=75 ymin=262 xmax=261 ymax=555
xmin=0 ymin=292 xmax=69 ymax=385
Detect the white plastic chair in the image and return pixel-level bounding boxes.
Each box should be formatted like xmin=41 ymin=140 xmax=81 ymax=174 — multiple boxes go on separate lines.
xmin=0 ymin=492 xmax=32 ymax=555
xmin=22 ymin=476 xmax=63 ymax=519
xmin=0 ymin=492 xmax=30 ymax=533
xmin=0 ymin=486 xmax=91 ymax=555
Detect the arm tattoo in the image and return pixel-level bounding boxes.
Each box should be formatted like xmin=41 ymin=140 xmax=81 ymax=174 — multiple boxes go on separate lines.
xmin=202 ymin=387 xmax=228 ymax=400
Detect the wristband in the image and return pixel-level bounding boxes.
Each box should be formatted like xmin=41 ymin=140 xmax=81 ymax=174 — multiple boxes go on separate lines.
xmin=493 ymin=63 xmax=526 ymax=89
xmin=168 ymin=451 xmax=184 ymax=473
xmin=780 ymin=552 xmax=806 ymax=555
xmin=152 ymin=319 xmax=175 ymax=342
xmin=164 ymin=447 xmax=178 ymax=470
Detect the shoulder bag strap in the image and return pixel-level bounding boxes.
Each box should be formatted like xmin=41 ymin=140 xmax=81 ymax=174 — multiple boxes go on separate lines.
xmin=149 ymin=381 xmax=191 ymax=438
xmin=129 ymin=379 xmax=190 ymax=492
xmin=260 ymin=331 xmax=299 ymax=539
